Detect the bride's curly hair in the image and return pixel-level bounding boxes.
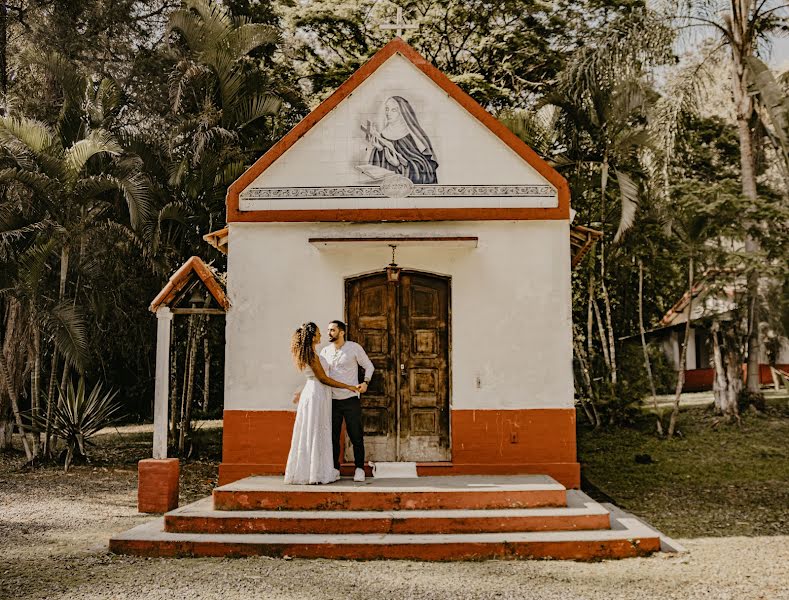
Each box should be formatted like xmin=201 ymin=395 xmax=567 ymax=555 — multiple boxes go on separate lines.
xmin=291 ymin=322 xmax=318 ymax=371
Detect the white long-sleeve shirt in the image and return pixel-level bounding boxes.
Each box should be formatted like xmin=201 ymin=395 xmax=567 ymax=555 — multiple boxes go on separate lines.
xmin=320 ymin=341 xmax=374 ymax=400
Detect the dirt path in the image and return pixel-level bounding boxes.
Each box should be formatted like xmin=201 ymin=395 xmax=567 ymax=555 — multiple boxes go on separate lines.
xmin=1 ymin=467 xmax=787 ymax=600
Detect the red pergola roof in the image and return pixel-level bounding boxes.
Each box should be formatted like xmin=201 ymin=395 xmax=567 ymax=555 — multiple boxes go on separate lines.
xmin=149 ymin=256 xmax=229 ymax=313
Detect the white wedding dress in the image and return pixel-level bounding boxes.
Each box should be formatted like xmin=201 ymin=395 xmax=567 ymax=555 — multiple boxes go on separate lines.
xmin=284 ymin=356 xmax=341 ymax=485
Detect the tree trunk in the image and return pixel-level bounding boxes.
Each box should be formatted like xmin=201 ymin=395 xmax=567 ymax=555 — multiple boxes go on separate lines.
xmin=639 ymin=260 xmax=662 ymax=435
xmin=668 ymin=256 xmax=694 ymax=438
xmin=179 ymin=315 xmax=200 ymax=455
xmin=712 ymin=319 xmax=742 ymax=420
xmin=598 ymin=153 xmax=617 ymax=384
xmin=0 ymin=349 xmax=32 ymax=461
xmin=587 ymin=272 xmax=594 ymax=356
xmin=177 ymin=316 xmax=194 ymax=451
xmin=0 ymin=417 xmax=11 ymax=449
xmin=169 ymin=329 xmax=180 ymax=441
xmin=0 ymin=1 xmax=8 ymax=101
xmin=1 ymin=298 xmax=24 ymax=451
xmin=723 ymin=331 xmax=743 ymax=419
xmin=43 ymin=352 xmax=58 ymax=456
xmin=600 ymin=275 xmax=617 ymax=384
xmin=711 ymin=320 xmax=726 ymax=413
xmin=729 ymin=17 xmax=762 ymax=395
xmin=592 ymin=297 xmax=611 ymax=372
xmin=202 ymin=334 xmax=210 ymax=411
xmin=30 ymin=326 xmax=41 ymax=458
xmin=572 ymin=333 xmax=601 ymax=427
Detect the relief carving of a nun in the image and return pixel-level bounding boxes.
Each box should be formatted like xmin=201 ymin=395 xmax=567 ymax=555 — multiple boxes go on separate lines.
xmin=360 ymin=96 xmax=438 ymax=184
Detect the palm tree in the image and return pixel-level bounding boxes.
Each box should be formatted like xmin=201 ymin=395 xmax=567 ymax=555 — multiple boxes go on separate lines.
xmin=0 ymin=68 xmax=152 ymax=456
xmin=666 ymin=0 xmax=789 ymax=395
xmin=167 ymin=0 xmax=283 ymax=213
xmin=162 ymin=0 xmax=286 ymax=455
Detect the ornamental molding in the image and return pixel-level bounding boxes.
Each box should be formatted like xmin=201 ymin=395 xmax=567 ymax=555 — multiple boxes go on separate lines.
xmin=239 ymin=183 xmax=556 ymax=202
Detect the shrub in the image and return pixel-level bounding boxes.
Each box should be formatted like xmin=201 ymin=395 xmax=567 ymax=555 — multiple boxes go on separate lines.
xmin=27 ymin=378 xmax=124 ymax=471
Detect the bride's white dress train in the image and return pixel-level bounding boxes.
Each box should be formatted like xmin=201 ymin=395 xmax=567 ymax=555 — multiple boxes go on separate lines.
xmin=284 ymin=356 xmax=341 ymax=484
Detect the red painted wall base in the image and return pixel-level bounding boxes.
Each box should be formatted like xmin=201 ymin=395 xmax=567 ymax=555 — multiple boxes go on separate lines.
xmin=219 ymin=408 xmax=580 ymax=488
xmin=138 ymin=458 xmax=179 ymax=513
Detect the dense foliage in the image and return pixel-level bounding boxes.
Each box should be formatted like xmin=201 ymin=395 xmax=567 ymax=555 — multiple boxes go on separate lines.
xmin=0 ymin=0 xmax=786 ymax=462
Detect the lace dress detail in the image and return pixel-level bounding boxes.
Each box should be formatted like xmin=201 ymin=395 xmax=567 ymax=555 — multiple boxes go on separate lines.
xmin=283 ymin=356 xmax=341 ymax=485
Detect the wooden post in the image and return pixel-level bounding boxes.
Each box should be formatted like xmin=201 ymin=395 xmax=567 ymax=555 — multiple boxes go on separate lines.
xmin=153 ymin=306 xmax=173 ymax=459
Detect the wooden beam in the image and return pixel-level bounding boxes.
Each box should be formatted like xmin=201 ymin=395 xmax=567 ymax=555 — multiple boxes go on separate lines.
xmin=169 ymin=308 xmax=227 ymax=315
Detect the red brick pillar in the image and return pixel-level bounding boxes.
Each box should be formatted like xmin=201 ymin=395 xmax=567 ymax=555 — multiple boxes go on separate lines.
xmin=138 ymin=458 xmax=179 ymax=513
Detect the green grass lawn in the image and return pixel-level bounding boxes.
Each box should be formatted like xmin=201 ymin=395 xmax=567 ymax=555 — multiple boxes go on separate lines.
xmin=577 ymin=399 xmax=789 ymax=538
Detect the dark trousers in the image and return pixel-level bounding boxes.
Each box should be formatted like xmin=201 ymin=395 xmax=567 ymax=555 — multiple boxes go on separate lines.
xmin=332 ymin=397 xmax=365 ymax=470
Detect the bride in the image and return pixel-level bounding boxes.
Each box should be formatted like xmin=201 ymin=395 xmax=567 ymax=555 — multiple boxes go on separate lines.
xmin=284 ymin=322 xmax=361 ymax=484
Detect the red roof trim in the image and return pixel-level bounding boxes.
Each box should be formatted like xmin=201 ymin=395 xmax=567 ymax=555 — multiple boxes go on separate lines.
xmin=226 ymin=38 xmax=570 ymax=223
xmin=150 ymin=256 xmax=229 ymax=313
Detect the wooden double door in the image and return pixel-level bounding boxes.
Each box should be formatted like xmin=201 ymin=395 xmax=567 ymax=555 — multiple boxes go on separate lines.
xmin=345 ymin=271 xmax=450 ymax=462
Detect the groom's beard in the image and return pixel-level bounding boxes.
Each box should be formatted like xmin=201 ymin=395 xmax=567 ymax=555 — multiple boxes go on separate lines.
xmin=328 ymin=334 xmax=337 ymax=342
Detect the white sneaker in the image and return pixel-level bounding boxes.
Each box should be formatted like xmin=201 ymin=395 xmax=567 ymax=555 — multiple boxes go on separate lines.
xmin=353 ymin=468 xmax=365 ymax=482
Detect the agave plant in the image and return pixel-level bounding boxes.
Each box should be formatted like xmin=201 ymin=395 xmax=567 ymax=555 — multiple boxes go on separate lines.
xmin=26 ymin=378 xmax=124 ymax=471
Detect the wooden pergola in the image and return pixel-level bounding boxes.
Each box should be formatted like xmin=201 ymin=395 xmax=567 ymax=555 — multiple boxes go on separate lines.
xmin=148 ymin=256 xmax=229 ymax=459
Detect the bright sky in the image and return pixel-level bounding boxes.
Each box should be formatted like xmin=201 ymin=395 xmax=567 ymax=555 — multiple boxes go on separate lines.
xmin=771 ymin=36 xmax=789 ymax=71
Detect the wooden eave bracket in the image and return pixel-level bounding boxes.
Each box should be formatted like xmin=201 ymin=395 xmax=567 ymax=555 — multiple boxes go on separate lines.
xmin=570 ymin=225 xmax=603 ymax=269
xmin=203 ymin=227 xmax=228 ymax=254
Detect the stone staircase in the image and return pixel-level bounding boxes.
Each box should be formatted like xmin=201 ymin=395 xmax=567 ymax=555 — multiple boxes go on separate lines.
xmin=109 ymin=475 xmax=663 ymax=560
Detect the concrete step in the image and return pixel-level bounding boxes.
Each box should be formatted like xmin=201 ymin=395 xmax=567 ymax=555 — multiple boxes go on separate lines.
xmin=166 ymin=491 xmax=610 ymax=535
xmin=212 ymin=475 xmax=567 ymax=511
xmin=110 ymin=511 xmax=660 ymax=561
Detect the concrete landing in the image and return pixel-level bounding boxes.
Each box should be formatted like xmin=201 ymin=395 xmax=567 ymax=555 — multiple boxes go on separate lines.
xmin=213 ymin=475 xmax=567 ymax=511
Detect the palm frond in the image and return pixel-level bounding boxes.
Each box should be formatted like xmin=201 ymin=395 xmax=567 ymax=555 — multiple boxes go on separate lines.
xmin=225 ymin=23 xmax=279 ymax=60
xmin=86 ymin=78 xmax=121 ymax=126
xmin=168 ymin=9 xmax=212 ymax=55
xmin=0 ymin=167 xmax=58 ymax=197
xmin=227 ymin=93 xmax=282 ymax=129
xmin=746 ymin=56 xmax=789 ymax=159
xmin=499 ymin=105 xmax=561 ymax=157
xmin=16 ymin=237 xmax=57 ymax=296
xmin=74 ymin=174 xmax=123 ymax=198
xmin=169 ymin=60 xmax=213 ymax=113
xmin=46 ymin=301 xmax=89 ymax=372
xmin=614 ymin=169 xmax=640 ymax=242
xmin=186 ymin=0 xmax=233 ymax=39
xmin=64 ymin=129 xmax=122 ymax=176
xmin=117 ymin=173 xmax=154 ymax=229
xmin=0 ymin=116 xmax=56 ymax=166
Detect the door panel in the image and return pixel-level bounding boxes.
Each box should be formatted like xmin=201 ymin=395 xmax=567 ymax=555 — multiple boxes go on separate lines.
xmin=398 ymin=273 xmax=450 ymax=461
xmin=345 ymin=271 xmax=450 ymax=463
xmin=346 ymin=275 xmax=396 ymax=461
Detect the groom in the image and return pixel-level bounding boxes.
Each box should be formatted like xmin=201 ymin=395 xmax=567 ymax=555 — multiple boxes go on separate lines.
xmin=321 ymin=320 xmax=374 ymax=482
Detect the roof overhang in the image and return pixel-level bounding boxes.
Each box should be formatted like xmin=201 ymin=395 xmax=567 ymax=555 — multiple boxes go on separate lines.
xmin=150 ymin=256 xmax=229 ymax=313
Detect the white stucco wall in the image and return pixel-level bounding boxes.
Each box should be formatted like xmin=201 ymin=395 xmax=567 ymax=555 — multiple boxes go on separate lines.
xmin=224 ymin=220 xmax=573 ymax=412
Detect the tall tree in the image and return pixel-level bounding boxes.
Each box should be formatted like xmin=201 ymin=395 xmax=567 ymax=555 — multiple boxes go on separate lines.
xmin=668 ymin=0 xmax=789 ymax=395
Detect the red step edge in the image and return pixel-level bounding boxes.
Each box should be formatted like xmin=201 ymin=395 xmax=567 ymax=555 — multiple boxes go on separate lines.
xmin=165 ymin=512 xmax=610 ymax=535
xmin=212 ymin=489 xmax=567 ymax=511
